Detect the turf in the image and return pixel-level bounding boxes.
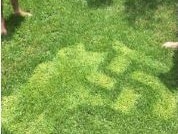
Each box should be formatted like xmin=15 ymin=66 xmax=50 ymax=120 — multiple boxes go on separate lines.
xmin=1 ymin=0 xmax=178 ymax=133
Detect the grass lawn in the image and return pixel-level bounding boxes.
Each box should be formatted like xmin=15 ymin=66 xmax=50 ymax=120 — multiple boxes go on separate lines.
xmin=1 ymin=0 xmax=178 ymax=133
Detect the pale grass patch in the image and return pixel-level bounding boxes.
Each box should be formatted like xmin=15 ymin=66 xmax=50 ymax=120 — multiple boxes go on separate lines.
xmin=66 ymin=85 xmax=105 ymax=109
xmin=2 ymin=95 xmax=17 ymax=121
xmin=2 ymin=95 xmax=18 ymax=133
xmin=112 ymin=88 xmax=141 ymax=114
xmin=113 ymin=41 xmax=133 ymax=56
xmin=28 ymin=62 xmax=58 ymax=89
xmin=107 ymin=56 xmax=130 ymax=74
xmin=86 ymin=72 xmax=116 ymax=90
xmin=153 ymin=95 xmax=177 ymax=119
xmin=77 ymin=87 xmax=105 ymax=106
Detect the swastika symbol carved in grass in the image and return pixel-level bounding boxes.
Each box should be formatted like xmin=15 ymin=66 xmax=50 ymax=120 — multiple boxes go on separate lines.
xmin=3 ymin=43 xmax=177 ymax=132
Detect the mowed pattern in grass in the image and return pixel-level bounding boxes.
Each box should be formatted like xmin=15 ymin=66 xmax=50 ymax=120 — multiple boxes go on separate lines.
xmin=2 ymin=0 xmax=178 ymax=133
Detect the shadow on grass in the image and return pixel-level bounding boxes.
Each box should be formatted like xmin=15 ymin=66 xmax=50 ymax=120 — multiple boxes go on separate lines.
xmin=1 ymin=14 xmax=25 ymax=41
xmin=86 ymin=0 xmax=113 ymax=8
xmin=124 ymin=0 xmax=177 ymax=27
xmin=159 ymin=50 xmax=178 ymax=91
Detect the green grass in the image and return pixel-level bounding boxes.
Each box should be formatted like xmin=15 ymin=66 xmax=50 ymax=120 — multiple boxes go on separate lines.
xmin=1 ymin=0 xmax=178 ymax=133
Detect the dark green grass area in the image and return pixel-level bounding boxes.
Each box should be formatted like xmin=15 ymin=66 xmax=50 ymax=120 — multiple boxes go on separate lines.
xmin=1 ymin=0 xmax=178 ymax=133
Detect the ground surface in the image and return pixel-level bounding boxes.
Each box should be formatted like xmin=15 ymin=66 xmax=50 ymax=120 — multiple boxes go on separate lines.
xmin=1 ymin=0 xmax=178 ymax=133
